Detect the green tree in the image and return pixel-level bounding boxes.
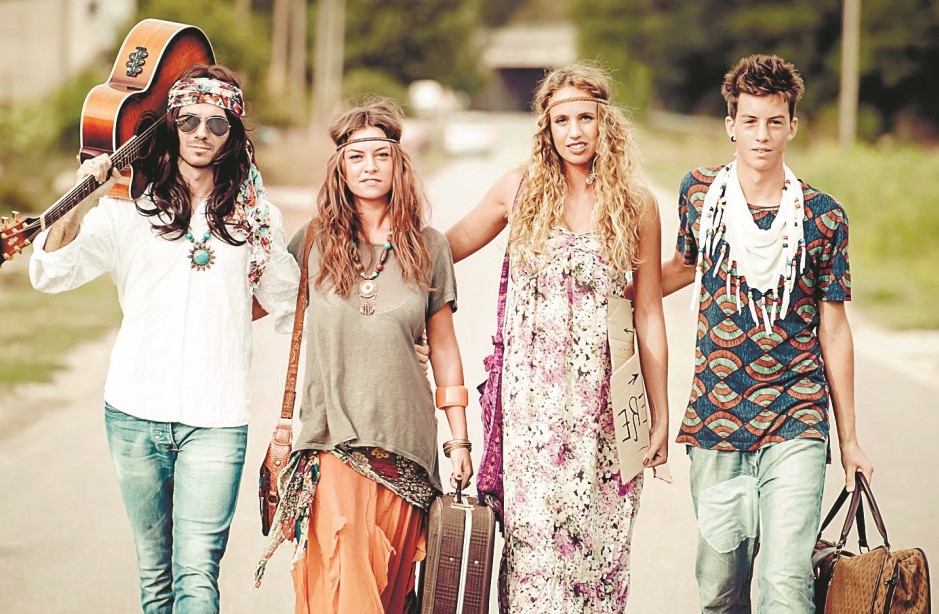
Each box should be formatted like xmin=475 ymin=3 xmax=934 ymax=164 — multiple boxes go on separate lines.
xmin=857 ymin=0 xmax=939 ymax=135
xmin=137 ymin=0 xmax=271 ymax=94
xmin=343 ymin=0 xmax=483 ymax=94
xmin=572 ymin=0 xmax=939 ymax=137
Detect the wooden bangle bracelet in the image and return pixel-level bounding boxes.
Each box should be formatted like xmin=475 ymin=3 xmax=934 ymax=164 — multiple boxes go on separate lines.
xmin=435 ymin=385 xmax=468 ymax=409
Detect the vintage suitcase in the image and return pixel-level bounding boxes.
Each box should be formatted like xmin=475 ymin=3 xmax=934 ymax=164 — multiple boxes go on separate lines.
xmin=418 ymin=487 xmax=497 ymax=613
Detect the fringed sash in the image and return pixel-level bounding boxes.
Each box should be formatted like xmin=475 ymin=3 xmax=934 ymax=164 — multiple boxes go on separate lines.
xmin=690 ymin=161 xmax=806 ymax=332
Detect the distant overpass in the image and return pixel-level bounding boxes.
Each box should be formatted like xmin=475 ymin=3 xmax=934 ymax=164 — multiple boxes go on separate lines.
xmin=475 ymin=23 xmax=578 ymax=112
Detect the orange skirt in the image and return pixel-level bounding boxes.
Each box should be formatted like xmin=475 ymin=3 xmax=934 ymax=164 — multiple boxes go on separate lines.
xmin=292 ymin=452 xmax=426 ymax=614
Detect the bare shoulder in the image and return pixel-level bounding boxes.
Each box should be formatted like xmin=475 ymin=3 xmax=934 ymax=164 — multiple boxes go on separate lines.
xmin=493 ymin=167 xmax=527 ymax=208
xmin=636 ymin=184 xmax=660 ymax=225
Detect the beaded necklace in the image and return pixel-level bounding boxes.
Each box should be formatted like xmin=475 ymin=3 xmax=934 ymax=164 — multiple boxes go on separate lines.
xmin=351 ymin=232 xmax=393 ymax=315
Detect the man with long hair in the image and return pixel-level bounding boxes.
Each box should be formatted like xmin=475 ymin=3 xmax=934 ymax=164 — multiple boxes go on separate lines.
xmin=663 ymin=54 xmax=874 ymax=612
xmin=29 ymin=64 xmax=299 ymax=613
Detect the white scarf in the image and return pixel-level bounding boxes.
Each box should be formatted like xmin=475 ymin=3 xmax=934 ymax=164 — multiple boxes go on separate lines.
xmin=690 ymin=161 xmax=806 ymax=333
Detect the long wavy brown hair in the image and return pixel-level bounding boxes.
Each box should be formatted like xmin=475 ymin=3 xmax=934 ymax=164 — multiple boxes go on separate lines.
xmin=310 ymin=98 xmax=431 ymax=297
xmin=509 ymin=63 xmax=647 ymax=273
xmin=136 ymin=64 xmax=252 ymax=246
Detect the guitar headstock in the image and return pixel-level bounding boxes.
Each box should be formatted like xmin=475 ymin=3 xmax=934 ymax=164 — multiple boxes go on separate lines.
xmin=1 ymin=211 xmax=39 ymax=267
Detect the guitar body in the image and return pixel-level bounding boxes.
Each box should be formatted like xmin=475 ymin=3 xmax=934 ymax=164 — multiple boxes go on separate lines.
xmin=79 ymin=18 xmax=215 ymax=200
xmin=1 ymin=19 xmax=214 ymax=265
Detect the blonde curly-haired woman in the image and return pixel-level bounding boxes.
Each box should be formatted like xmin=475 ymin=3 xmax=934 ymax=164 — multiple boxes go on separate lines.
xmin=446 ymin=63 xmax=670 ymax=612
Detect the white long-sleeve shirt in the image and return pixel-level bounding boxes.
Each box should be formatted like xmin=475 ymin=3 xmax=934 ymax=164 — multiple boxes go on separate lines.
xmin=30 ymin=195 xmax=300 ymax=427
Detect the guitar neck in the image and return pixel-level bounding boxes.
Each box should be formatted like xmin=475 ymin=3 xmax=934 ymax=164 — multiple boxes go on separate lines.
xmin=41 ymin=120 xmax=160 ymax=229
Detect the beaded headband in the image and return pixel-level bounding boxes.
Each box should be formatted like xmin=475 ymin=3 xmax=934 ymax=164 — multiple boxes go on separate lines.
xmin=336 ymin=136 xmax=400 ymax=151
xmin=168 ymin=77 xmax=245 ymax=116
xmin=544 ymin=96 xmax=609 ymax=113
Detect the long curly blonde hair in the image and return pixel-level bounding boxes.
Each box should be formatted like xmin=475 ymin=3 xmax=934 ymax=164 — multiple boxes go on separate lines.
xmin=310 ymin=98 xmax=431 ymax=297
xmin=509 ymin=63 xmax=647 ymax=273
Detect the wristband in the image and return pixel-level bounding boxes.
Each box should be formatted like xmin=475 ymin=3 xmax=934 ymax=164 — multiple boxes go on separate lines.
xmin=435 ymin=385 xmax=468 ymax=409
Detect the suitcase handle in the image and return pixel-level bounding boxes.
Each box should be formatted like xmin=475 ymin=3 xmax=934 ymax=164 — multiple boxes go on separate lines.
xmin=450 ymin=484 xmax=477 ymax=510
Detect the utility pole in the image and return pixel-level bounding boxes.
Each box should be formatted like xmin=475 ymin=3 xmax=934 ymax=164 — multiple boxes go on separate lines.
xmin=839 ymin=0 xmax=861 ymax=148
xmin=289 ymin=0 xmax=308 ymax=121
xmin=312 ymin=0 xmax=345 ymax=131
xmin=268 ymin=0 xmax=290 ymax=98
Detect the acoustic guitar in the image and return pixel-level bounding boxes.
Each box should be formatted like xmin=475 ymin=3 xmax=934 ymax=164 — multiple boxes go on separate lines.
xmin=0 ymin=18 xmax=214 ymax=266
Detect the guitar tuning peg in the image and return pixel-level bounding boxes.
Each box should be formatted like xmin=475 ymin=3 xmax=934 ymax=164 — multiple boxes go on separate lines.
xmin=1 ymin=217 xmax=9 ymax=226
xmin=12 ymin=211 xmax=21 ymax=222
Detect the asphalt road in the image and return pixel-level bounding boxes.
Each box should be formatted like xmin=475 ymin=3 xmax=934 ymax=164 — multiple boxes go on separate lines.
xmin=1 ymin=114 xmax=936 ymax=613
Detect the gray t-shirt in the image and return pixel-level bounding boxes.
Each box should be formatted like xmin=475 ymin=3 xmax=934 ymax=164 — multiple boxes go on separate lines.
xmin=287 ymin=226 xmax=457 ymax=491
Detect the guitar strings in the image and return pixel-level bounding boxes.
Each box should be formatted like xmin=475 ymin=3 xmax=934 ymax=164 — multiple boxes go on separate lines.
xmin=35 ymin=130 xmax=152 ymax=231
xmin=22 ymin=114 xmax=167 ymax=235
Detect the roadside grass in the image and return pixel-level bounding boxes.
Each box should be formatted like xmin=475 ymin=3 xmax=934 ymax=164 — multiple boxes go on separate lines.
xmin=0 ymin=260 xmax=121 ymax=394
xmin=636 ymin=125 xmax=939 ymax=329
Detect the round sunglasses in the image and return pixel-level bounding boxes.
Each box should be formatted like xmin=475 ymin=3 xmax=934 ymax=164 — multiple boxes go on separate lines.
xmin=175 ymin=114 xmax=231 ymax=137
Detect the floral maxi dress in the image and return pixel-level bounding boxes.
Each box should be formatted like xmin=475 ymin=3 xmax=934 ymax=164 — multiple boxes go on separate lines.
xmin=500 ymin=228 xmax=643 ymax=612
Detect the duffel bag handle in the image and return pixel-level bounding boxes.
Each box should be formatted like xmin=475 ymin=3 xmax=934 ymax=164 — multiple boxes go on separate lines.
xmin=818 ymin=485 xmax=869 ymax=551
xmin=855 ymin=472 xmax=890 ymax=548
xmin=830 ymin=472 xmax=890 ymax=552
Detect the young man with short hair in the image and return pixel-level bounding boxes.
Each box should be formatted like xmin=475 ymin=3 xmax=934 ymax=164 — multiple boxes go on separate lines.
xmin=663 ymin=54 xmax=874 ymax=612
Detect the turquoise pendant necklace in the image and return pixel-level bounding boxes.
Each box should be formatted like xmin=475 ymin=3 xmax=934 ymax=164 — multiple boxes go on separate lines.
xmin=186 ymin=229 xmax=216 ymax=271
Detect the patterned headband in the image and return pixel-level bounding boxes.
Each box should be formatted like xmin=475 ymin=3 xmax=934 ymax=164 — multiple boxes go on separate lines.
xmin=336 ymin=136 xmax=399 ymax=151
xmin=544 ymin=96 xmax=609 ymax=113
xmin=168 ymin=78 xmax=245 ymax=116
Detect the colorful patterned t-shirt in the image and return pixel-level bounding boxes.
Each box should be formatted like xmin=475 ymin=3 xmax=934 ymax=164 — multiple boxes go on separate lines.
xmin=675 ymin=166 xmax=851 ymax=451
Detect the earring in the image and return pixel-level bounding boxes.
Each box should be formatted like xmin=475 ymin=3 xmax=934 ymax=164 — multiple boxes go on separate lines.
xmin=730 ymin=135 xmax=737 ymax=143
xmin=585 ymin=157 xmax=597 ymax=185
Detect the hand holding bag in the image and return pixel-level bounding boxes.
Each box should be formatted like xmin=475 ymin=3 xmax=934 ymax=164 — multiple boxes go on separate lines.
xmin=813 ymin=472 xmax=931 ymax=613
xmin=258 ymin=222 xmax=315 ymax=536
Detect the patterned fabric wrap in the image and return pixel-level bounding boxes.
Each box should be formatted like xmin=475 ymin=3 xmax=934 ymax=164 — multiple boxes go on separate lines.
xmin=676 ymin=166 xmax=851 ymax=452
xmin=167 ymin=77 xmax=245 ymax=116
xmin=230 ymin=164 xmax=272 ymax=292
xmin=255 ymin=446 xmax=436 ymax=585
xmin=476 ymin=250 xmax=511 ymax=526
xmin=476 ymin=177 xmax=527 ymax=527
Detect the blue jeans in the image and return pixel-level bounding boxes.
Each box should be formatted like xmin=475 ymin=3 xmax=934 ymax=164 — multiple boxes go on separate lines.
xmin=104 ymin=404 xmax=247 ymax=614
xmin=688 ymin=439 xmax=827 ymax=614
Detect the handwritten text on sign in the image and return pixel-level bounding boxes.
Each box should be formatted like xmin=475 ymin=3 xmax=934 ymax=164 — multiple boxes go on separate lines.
xmin=607 ymin=295 xmax=671 ymax=484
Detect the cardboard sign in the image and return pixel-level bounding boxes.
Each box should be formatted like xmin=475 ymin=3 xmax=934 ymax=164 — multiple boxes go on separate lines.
xmin=607 ymin=295 xmax=671 ymax=484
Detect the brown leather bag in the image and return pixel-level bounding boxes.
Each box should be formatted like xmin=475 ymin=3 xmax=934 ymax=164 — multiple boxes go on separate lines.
xmin=813 ymin=472 xmax=931 ymax=613
xmin=258 ymin=223 xmax=315 ymax=536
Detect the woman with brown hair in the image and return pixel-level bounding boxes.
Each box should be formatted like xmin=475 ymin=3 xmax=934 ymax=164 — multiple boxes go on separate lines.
xmin=257 ymin=98 xmax=472 ymax=613
xmin=446 ymin=63 xmax=670 ymax=611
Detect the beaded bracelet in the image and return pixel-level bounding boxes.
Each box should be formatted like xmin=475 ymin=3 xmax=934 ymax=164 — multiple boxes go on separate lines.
xmin=442 ymin=438 xmax=472 ymax=458
xmin=435 ymin=385 xmax=468 ymax=409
